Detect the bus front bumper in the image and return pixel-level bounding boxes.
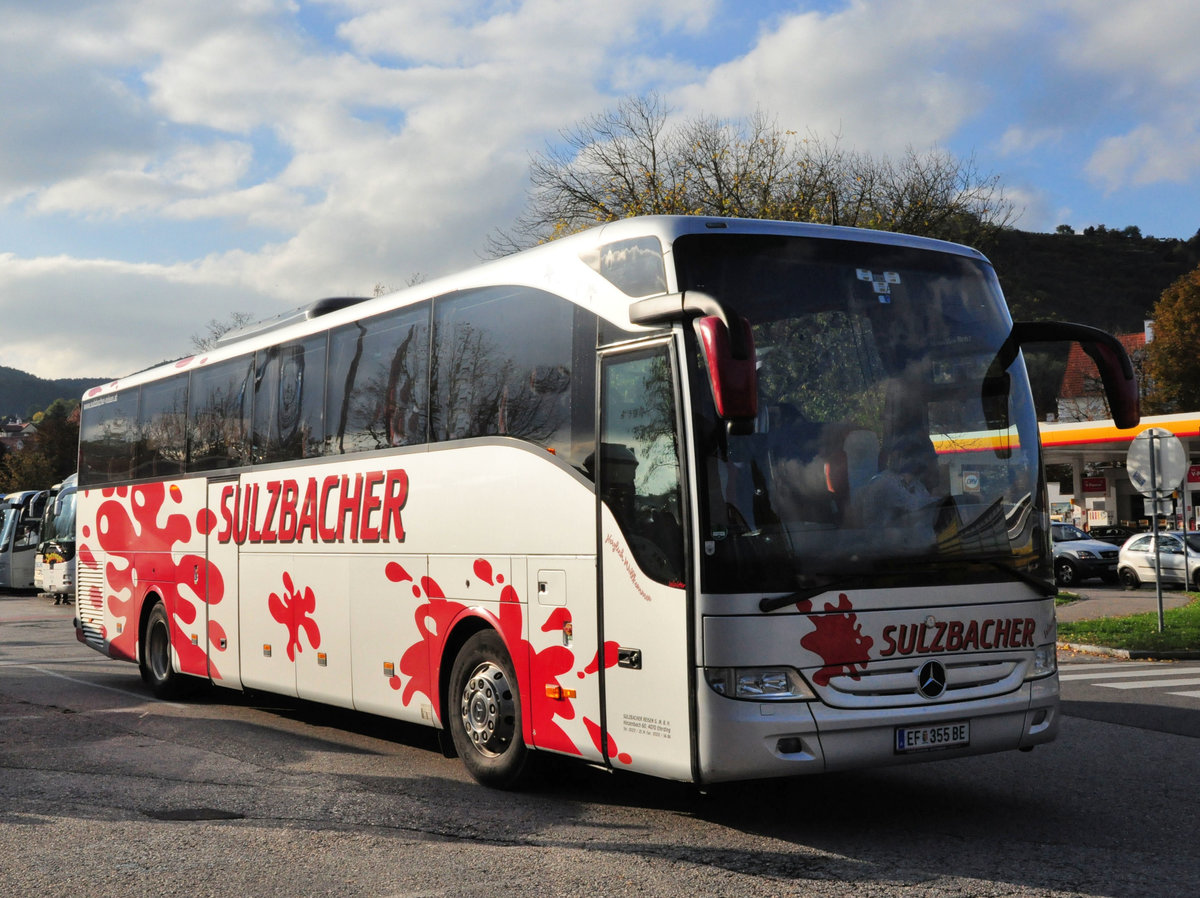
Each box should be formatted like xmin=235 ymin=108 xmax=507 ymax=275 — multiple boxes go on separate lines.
xmin=694 ymin=673 xmax=1058 ymax=783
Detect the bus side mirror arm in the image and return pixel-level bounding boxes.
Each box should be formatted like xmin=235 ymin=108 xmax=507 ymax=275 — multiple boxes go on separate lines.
xmin=630 ymin=291 xmax=758 ymax=432
xmin=986 ymin=320 xmax=1141 ymax=431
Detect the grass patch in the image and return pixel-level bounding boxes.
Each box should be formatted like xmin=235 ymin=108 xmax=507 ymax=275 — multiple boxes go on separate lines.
xmin=1055 ymin=591 xmax=1082 ymax=606
xmin=1057 ymin=596 xmax=1200 ymax=653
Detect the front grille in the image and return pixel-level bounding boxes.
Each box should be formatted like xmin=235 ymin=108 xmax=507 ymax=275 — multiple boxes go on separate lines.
xmin=812 ymin=657 xmax=1023 ymax=709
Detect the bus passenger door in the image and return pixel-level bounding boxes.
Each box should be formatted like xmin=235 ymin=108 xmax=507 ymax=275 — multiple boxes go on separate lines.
xmin=597 ymin=342 xmax=694 ymax=781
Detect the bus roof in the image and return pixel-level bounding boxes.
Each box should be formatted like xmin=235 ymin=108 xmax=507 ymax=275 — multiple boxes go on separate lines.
xmin=80 ymin=215 xmax=991 ymax=403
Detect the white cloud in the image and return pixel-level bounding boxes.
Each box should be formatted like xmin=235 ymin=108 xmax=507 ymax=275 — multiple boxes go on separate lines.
xmin=1085 ymin=116 xmax=1200 ymax=192
xmin=0 ymin=253 xmax=278 ymax=378
xmin=672 ymin=1 xmax=1031 ymax=154
xmin=1060 ymin=0 xmax=1200 ymax=89
xmin=1054 ymin=1 xmax=1200 ymax=191
xmin=4 ymin=0 xmax=1200 ymax=382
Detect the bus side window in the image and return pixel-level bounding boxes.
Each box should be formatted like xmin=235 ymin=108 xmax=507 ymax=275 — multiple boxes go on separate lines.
xmin=326 ymin=305 xmax=429 ymax=455
xmin=599 ymin=347 xmax=685 ymax=585
xmin=430 ymin=286 xmax=581 ymax=461
xmin=79 ymin=390 xmax=139 ymax=485
xmin=255 ymin=334 xmax=327 ymax=463
xmin=134 ymin=374 xmax=188 ymax=479
xmin=188 ymin=356 xmax=252 ymax=471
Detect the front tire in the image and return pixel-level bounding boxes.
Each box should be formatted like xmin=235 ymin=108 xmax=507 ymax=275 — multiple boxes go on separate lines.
xmin=448 ymin=630 xmax=530 ymax=789
xmin=1055 ymin=558 xmax=1079 ymax=587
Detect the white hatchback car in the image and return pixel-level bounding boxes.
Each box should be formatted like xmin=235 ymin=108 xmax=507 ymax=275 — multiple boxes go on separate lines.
xmin=1117 ymin=530 xmax=1200 ymax=590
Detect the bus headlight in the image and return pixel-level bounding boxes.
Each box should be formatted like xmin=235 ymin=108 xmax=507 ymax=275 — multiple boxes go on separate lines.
xmin=704 ymin=667 xmax=816 ymax=701
xmin=1026 ymin=643 xmax=1058 ymax=680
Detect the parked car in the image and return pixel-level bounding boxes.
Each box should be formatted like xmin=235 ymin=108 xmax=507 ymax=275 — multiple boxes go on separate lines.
xmin=1087 ymin=525 xmax=1136 ymax=546
xmin=1117 ymin=530 xmax=1200 ymax=590
xmin=1050 ymin=522 xmax=1120 ymax=586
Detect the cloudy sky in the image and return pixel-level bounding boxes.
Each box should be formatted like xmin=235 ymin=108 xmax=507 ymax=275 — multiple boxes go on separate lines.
xmin=3 ymin=0 xmax=1198 ymax=381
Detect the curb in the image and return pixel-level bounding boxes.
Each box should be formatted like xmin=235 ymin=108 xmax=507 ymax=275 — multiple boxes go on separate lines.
xmin=1058 ymin=641 xmax=1200 ymax=661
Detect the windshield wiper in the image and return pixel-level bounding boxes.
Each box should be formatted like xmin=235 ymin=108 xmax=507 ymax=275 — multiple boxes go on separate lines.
xmin=759 ymin=578 xmax=877 ymax=613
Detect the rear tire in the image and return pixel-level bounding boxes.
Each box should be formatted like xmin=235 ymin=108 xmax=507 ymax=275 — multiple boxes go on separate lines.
xmin=448 ymin=630 xmax=530 ymax=789
xmin=1119 ymin=567 xmax=1141 ymax=590
xmin=139 ymin=602 xmax=193 ymax=700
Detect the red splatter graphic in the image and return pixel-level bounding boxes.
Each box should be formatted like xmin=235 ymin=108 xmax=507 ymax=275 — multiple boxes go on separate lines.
xmin=580 ymin=641 xmax=621 ymax=678
xmin=800 ymin=593 xmax=874 ymax=686
xmin=385 ymin=561 xmax=413 ymax=584
xmin=268 ymin=572 xmax=320 ymax=661
xmin=77 ymin=483 xmax=225 ymax=680
xmin=584 ymin=717 xmax=632 ymax=765
xmin=473 ymin=558 xmax=493 ymax=584
xmin=397 ymin=573 xmax=462 ymax=709
xmin=385 ymin=558 xmax=620 ymax=762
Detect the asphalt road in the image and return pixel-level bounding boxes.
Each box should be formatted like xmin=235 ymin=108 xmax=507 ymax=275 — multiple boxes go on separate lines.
xmin=3 ymin=591 xmax=1199 ymax=898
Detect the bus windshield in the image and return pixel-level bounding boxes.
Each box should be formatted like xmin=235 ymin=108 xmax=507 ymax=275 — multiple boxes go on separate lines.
xmin=0 ymin=504 xmax=17 ymax=549
xmin=676 ymin=233 xmax=1044 ymax=595
xmin=51 ymin=489 xmax=77 ymax=544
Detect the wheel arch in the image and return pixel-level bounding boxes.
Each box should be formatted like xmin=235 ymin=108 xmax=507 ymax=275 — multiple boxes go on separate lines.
xmin=137 ymin=589 xmax=166 ymax=661
xmin=437 ymin=614 xmax=497 ymax=728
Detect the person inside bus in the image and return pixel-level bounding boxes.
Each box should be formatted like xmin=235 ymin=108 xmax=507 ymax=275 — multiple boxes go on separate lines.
xmin=848 ymin=430 xmax=941 ymax=535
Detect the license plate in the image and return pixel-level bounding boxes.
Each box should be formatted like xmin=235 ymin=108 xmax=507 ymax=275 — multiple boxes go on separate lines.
xmin=895 ymin=721 xmax=970 ymax=753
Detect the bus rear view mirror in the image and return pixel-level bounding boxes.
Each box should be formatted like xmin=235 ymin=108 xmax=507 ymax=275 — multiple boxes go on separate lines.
xmin=697 ymin=315 xmax=757 ymax=433
xmin=990 ymin=321 xmax=1140 ymax=431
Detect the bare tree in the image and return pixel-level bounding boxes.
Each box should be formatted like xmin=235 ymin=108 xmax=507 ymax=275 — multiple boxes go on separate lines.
xmin=192 ymin=311 xmax=255 ymax=351
xmin=492 ymin=94 xmax=1017 ymax=254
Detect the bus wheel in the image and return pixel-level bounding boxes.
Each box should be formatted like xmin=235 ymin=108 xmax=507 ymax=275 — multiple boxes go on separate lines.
xmin=449 ymin=630 xmax=530 ymax=789
xmin=140 ymin=602 xmax=190 ymax=700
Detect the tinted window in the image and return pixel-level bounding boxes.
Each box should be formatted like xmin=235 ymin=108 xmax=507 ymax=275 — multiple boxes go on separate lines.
xmin=431 ymin=287 xmax=580 ymax=454
xmin=582 ymin=236 xmax=667 ymax=297
xmin=134 ymin=375 xmax=188 ymax=478
xmin=326 ymin=305 xmax=429 ymax=454
xmin=189 ymin=357 xmax=252 ymax=471
xmin=254 ymin=335 xmax=326 ymax=463
xmin=79 ymin=391 xmax=139 ymax=485
xmin=599 ymin=346 xmax=684 ymax=585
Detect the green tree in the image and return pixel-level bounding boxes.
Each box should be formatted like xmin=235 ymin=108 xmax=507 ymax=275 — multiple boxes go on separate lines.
xmin=0 ymin=398 xmax=79 ymax=492
xmin=493 ymin=94 xmax=1016 ymax=253
xmin=1144 ymin=265 xmax=1200 ymax=413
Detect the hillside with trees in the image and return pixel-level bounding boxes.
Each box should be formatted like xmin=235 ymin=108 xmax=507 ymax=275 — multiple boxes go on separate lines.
xmin=0 ymin=366 xmax=109 ymax=420
xmin=981 ymin=225 xmax=1200 ymax=335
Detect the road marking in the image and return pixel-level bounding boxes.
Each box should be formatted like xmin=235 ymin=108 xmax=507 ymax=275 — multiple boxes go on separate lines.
xmin=1099 ymin=678 xmax=1200 ymax=690
xmin=1059 ymin=667 xmax=1193 ymax=681
xmin=5 ymin=664 xmax=186 ymax=708
xmin=1168 ymin=691 xmax=1200 ymax=698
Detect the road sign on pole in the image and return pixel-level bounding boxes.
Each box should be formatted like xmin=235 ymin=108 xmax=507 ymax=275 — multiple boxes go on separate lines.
xmin=1126 ymin=428 xmax=1186 ymax=633
xmin=1127 ymin=427 xmax=1187 ymax=498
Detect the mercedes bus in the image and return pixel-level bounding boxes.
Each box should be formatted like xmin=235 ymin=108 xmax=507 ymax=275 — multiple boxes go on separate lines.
xmin=74 ymin=215 xmax=1137 ymax=787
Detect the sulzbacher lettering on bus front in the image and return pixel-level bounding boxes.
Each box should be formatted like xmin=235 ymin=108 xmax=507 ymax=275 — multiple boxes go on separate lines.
xmin=878 ymin=617 xmax=1036 ymax=657
xmin=215 ymin=469 xmax=408 ymax=546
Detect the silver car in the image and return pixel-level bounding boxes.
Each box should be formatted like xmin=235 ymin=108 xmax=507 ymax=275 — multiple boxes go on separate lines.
xmin=1051 ymin=522 xmax=1120 ymax=587
xmin=1117 ymin=530 xmax=1200 ymax=590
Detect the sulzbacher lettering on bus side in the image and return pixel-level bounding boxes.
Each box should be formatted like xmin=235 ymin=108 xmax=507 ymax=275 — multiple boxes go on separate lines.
xmin=878 ymin=617 xmax=1036 ymax=657
xmin=216 ymin=469 xmax=408 ymax=546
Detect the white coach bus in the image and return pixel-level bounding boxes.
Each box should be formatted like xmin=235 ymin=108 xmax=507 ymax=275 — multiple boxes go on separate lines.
xmin=74 ymin=215 xmax=1138 ymax=788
